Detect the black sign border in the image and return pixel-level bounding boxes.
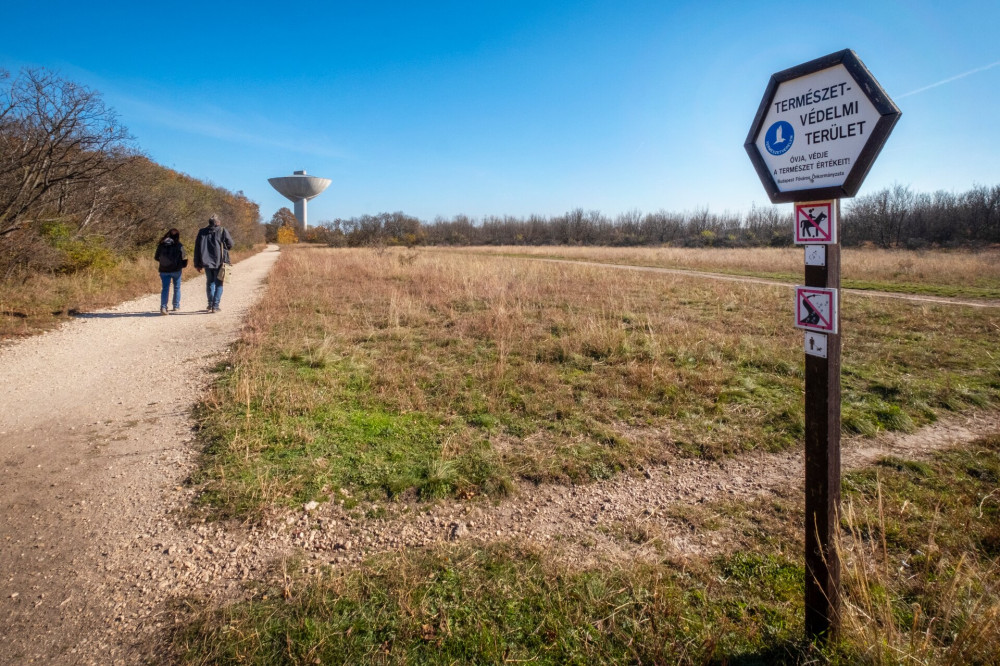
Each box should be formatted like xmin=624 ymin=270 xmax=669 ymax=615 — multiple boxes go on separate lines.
xmin=745 ymin=49 xmax=901 ymax=203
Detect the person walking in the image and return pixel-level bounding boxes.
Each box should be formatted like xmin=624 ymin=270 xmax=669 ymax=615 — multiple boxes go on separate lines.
xmin=193 ymin=214 xmax=234 ymax=313
xmin=154 ymin=228 xmax=187 ymax=315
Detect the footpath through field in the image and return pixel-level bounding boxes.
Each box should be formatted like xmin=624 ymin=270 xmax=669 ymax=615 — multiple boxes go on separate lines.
xmin=520 ymin=255 xmax=1000 ymax=309
xmin=0 ymin=246 xmax=280 ymax=665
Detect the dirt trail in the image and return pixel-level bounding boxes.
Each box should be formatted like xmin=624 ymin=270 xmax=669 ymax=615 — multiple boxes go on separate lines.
xmin=1 ymin=245 xmax=997 ymax=664
xmin=0 ymin=247 xmax=281 ymax=665
xmin=282 ymin=409 xmax=1000 ymax=571
xmin=527 ymin=256 xmax=1000 ymax=308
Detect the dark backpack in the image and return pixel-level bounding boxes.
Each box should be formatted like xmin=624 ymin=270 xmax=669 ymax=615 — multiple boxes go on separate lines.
xmin=157 ymin=242 xmax=184 ymax=272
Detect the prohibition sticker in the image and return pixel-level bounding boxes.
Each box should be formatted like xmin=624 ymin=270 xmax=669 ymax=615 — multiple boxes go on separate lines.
xmin=795 ymin=286 xmax=838 ymax=334
xmin=795 ymin=200 xmax=836 ymax=244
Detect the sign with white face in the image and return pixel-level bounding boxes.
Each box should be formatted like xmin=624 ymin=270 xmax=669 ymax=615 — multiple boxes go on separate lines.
xmin=757 ymin=66 xmax=879 ymax=194
xmin=804 ymin=332 xmax=828 ymax=358
xmin=795 ymin=286 xmax=838 ymax=334
xmin=795 ymin=200 xmax=837 ymax=244
xmin=745 ymin=50 xmax=900 ymax=203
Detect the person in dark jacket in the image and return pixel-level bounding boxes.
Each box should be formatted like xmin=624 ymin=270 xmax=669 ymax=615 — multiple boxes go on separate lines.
xmin=154 ymin=228 xmax=187 ymax=315
xmin=193 ymin=214 xmax=234 ymax=313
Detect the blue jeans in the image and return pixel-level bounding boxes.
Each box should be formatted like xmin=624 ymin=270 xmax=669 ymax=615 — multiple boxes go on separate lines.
xmin=160 ymin=271 xmax=181 ymax=309
xmin=205 ymin=267 xmax=224 ymax=308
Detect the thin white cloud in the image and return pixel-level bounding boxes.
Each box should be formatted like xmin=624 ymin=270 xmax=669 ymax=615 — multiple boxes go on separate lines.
xmin=897 ymin=59 xmax=1000 ymax=99
xmin=0 ymin=60 xmax=347 ymax=159
xmin=117 ymin=95 xmax=350 ymax=159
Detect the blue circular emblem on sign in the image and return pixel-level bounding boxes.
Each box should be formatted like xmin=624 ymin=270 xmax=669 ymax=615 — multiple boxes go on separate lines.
xmin=764 ymin=121 xmax=794 ymax=155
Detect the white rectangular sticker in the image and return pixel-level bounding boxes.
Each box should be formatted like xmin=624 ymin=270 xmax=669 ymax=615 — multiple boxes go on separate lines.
xmin=804 ymin=331 xmax=828 ymax=358
xmin=804 ymin=245 xmax=826 ymax=266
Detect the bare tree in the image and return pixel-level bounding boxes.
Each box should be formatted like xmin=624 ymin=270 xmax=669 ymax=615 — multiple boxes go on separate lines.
xmin=0 ymin=68 xmax=133 ymax=240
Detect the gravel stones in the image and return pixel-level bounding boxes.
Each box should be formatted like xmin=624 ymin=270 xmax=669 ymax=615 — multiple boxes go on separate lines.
xmin=448 ymin=522 xmax=468 ymax=541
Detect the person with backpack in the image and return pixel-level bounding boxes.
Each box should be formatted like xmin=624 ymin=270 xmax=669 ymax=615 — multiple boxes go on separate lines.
xmin=154 ymin=228 xmax=187 ymax=315
xmin=193 ymin=214 xmax=234 ymax=313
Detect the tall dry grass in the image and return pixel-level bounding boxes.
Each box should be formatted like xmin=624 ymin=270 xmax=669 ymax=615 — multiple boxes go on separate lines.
xmin=197 ymin=245 xmax=1000 ymax=514
xmin=439 ymin=245 xmax=1000 ymax=292
xmin=838 ymin=489 xmax=1000 ymax=664
xmin=0 ymin=255 xmax=164 ymax=339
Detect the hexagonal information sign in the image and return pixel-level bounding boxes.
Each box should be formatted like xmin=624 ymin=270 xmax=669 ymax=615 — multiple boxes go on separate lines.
xmin=745 ymin=49 xmax=900 ymax=203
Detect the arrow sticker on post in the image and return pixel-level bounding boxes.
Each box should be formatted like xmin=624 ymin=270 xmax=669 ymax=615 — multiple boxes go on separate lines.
xmin=795 ymin=286 xmax=838 ymax=334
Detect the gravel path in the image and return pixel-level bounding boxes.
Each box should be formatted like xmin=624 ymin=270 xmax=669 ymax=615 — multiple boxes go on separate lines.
xmin=0 ymin=247 xmax=280 ymax=665
xmin=281 ymin=409 xmax=1000 ymax=571
xmin=1 ymin=244 xmax=996 ymax=664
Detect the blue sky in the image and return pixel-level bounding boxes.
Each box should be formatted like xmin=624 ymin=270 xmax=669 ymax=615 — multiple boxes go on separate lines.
xmin=3 ymin=1 xmax=998 ymax=224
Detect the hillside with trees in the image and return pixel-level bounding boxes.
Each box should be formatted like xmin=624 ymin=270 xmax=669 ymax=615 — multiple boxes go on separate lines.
xmin=0 ymin=68 xmax=262 ymax=282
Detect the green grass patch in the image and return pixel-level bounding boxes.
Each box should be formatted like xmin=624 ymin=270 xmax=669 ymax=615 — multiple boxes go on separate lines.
xmin=195 ymin=248 xmax=1000 ymax=517
xmin=173 ymin=543 xmax=809 ymax=665
xmin=195 ymin=382 xmax=513 ymax=516
xmin=177 ymin=432 xmax=1000 ymax=664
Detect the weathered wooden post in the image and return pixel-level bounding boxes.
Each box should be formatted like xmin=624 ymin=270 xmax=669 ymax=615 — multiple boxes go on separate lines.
xmin=798 ymin=204 xmax=842 ymax=637
xmin=744 ymin=49 xmax=900 ymax=640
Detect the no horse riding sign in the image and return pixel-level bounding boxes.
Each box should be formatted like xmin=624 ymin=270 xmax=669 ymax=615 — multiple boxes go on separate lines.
xmin=795 ymin=200 xmax=836 ymax=244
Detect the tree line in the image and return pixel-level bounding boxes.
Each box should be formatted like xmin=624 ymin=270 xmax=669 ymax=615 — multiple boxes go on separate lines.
xmin=6 ymin=65 xmax=996 ymax=278
xmin=0 ymin=68 xmax=262 ymax=281
xmin=295 ymin=182 xmax=999 ymax=250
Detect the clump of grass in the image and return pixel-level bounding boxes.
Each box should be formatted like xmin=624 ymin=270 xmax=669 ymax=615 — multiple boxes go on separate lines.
xmin=836 ymin=434 xmax=1000 ymax=663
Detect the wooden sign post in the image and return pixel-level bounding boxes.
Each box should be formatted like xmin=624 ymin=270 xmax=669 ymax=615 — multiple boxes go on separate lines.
xmin=802 ymin=209 xmax=841 ymax=637
xmin=745 ymin=50 xmax=900 ymax=641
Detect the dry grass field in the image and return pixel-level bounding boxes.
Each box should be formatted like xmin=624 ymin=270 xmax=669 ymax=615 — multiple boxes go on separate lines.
xmin=181 ymin=245 xmax=1000 ymax=663
xmin=441 ymin=245 xmax=1000 ymax=298
xmin=197 ymin=246 xmax=999 ymax=513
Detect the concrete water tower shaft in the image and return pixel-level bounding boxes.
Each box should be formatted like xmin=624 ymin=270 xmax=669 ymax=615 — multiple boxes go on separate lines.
xmin=267 ymin=170 xmax=332 ymax=229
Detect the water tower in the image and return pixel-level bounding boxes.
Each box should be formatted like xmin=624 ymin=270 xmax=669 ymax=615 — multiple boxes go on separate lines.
xmin=267 ymin=170 xmax=332 ymax=229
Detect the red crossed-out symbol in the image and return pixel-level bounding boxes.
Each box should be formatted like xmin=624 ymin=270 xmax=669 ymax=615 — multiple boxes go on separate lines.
xmin=797 ymin=203 xmax=832 ymax=242
xmin=798 ymin=289 xmax=833 ymax=330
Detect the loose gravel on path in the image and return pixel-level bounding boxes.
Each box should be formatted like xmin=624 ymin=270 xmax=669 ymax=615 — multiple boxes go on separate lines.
xmin=281 ymin=409 xmax=1000 ymax=571
xmin=0 ymin=247 xmax=281 ymax=665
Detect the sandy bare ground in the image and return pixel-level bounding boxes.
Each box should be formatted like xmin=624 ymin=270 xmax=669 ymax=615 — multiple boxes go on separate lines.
xmin=1 ymin=246 xmax=997 ymax=665
xmin=284 ymin=409 xmax=1000 ymax=572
